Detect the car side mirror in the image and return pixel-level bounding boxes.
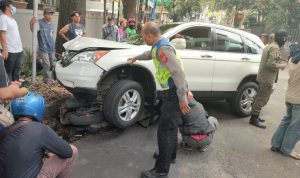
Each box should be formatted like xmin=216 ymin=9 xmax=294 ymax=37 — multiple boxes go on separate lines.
xmin=170 ymin=38 xmax=186 ymax=50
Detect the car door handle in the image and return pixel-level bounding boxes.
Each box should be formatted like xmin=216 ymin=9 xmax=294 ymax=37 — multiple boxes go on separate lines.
xmin=241 ymin=57 xmax=250 ymax=61
xmin=201 ymin=55 xmax=213 ymax=58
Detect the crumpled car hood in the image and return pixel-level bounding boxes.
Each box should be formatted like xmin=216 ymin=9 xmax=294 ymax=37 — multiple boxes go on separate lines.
xmin=63 ymin=36 xmax=136 ymax=51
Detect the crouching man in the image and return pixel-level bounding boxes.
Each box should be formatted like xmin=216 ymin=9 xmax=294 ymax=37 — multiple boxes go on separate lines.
xmin=0 ymin=92 xmax=78 ymax=178
xmin=180 ymin=98 xmax=218 ymax=151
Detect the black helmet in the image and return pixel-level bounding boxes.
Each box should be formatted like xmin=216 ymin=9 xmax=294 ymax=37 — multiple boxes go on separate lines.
xmin=275 ymin=29 xmax=288 ymax=47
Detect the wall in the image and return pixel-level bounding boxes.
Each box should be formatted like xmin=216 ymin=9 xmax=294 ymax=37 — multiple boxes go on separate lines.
xmin=13 ymin=9 xmax=105 ymax=50
xmin=86 ymin=11 xmax=104 ymax=38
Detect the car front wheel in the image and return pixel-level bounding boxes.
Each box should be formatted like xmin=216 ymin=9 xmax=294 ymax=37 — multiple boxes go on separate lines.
xmin=230 ymin=82 xmax=258 ymax=117
xmin=103 ymin=80 xmax=144 ymax=128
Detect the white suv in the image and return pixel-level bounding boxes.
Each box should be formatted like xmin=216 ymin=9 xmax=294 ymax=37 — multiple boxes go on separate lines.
xmin=55 ymin=22 xmax=264 ymax=128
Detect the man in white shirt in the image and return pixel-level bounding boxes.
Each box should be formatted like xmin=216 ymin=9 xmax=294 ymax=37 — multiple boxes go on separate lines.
xmin=0 ymin=0 xmax=23 ymax=82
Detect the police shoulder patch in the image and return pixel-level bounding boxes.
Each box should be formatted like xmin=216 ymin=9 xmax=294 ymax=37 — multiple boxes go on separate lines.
xmin=158 ymin=51 xmax=168 ymax=64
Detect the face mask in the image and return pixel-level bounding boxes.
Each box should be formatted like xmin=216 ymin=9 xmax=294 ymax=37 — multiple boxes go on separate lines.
xmin=275 ymin=38 xmax=286 ymax=48
xmin=11 ymin=6 xmax=17 ymax=15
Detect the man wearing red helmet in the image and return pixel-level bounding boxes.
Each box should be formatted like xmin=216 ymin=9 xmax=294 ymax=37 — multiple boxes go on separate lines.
xmin=126 ymin=18 xmax=137 ymax=37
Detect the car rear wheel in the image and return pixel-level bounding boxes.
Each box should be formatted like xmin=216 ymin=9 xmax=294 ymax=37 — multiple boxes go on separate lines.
xmin=230 ymin=82 xmax=258 ymax=117
xmin=103 ymin=80 xmax=144 ymax=128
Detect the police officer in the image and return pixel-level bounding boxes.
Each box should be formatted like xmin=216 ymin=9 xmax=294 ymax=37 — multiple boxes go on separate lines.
xmin=249 ymin=29 xmax=288 ymax=129
xmin=128 ymin=22 xmax=190 ymax=178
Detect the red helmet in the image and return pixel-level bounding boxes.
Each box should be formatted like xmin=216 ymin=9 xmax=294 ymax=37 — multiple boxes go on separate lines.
xmin=128 ymin=18 xmax=136 ymax=24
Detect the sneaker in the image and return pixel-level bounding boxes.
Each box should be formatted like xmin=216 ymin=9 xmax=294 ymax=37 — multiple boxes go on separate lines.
xmin=198 ymin=146 xmax=208 ymax=152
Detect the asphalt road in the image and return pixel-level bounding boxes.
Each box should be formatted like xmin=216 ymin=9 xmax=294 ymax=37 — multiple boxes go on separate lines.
xmin=72 ymin=70 xmax=300 ymax=178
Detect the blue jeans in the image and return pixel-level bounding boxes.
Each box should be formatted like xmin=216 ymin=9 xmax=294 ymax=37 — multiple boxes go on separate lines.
xmin=271 ymin=103 xmax=300 ymax=155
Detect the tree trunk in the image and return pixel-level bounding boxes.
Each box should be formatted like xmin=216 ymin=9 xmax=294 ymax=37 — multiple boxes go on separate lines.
xmin=112 ymin=1 xmax=115 ymax=16
xmin=55 ymin=0 xmax=86 ymax=54
xmin=104 ymin=0 xmax=107 ymax=24
xmin=117 ymin=1 xmax=121 ymax=25
xmin=122 ymin=0 xmax=138 ymax=19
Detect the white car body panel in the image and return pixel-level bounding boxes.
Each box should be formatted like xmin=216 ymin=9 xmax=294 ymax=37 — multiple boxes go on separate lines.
xmin=213 ymin=52 xmax=261 ymax=91
xmin=63 ymin=36 xmax=136 ymax=51
xmin=95 ymin=45 xmax=164 ymax=90
xmin=161 ymin=22 xmax=263 ymax=92
xmin=162 ymin=22 xmax=264 ymax=47
xmin=178 ymin=49 xmax=215 ymax=91
xmin=56 ymin=61 xmax=104 ymax=89
xmin=57 ymin=22 xmax=264 ymax=95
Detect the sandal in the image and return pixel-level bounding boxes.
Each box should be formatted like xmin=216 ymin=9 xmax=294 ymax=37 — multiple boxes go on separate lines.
xmin=289 ymin=151 xmax=300 ymax=160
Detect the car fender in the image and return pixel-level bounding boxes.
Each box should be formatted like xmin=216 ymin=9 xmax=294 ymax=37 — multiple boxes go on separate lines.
xmin=95 ymin=46 xmax=164 ymax=91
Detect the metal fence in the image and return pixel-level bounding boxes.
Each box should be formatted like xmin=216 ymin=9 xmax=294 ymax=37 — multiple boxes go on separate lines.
xmin=288 ymin=28 xmax=300 ymax=42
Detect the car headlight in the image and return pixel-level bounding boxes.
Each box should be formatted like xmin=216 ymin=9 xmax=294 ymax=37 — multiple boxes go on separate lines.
xmin=70 ymin=51 xmax=109 ymax=63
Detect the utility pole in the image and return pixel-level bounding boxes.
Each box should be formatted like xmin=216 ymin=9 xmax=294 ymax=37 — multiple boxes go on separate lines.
xmin=136 ymin=0 xmax=140 ymax=23
xmin=117 ymin=0 xmax=121 ymax=25
xmin=32 ymin=0 xmax=38 ymax=83
xmin=104 ymin=0 xmax=107 ymax=24
xmin=112 ymin=0 xmax=115 ymax=17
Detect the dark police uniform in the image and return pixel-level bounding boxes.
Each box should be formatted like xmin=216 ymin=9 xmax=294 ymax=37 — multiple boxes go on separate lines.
xmin=136 ymin=37 xmax=188 ymax=173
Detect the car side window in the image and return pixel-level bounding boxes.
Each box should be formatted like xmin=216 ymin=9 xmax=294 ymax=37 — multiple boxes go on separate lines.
xmin=243 ymin=37 xmax=263 ymax=54
xmin=215 ymin=29 xmax=244 ymax=53
xmin=170 ymin=27 xmax=212 ymax=51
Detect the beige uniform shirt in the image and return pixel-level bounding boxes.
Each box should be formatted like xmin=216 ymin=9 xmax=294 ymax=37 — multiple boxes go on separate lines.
xmin=136 ymin=44 xmax=188 ymax=103
xmin=257 ymin=42 xmax=283 ymax=83
xmin=286 ymin=60 xmax=300 ymax=104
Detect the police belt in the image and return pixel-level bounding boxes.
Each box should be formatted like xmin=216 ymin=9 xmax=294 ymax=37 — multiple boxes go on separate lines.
xmin=157 ymin=88 xmax=177 ymax=99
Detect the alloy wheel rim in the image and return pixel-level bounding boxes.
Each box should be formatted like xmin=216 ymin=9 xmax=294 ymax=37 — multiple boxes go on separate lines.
xmin=118 ymin=89 xmax=141 ymax=122
xmin=240 ymin=88 xmax=257 ymax=113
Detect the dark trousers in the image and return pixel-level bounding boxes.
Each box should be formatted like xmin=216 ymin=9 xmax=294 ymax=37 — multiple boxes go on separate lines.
xmin=154 ymin=90 xmax=181 ymax=173
xmin=4 ymin=52 xmax=23 ymax=81
xmin=251 ymin=82 xmax=273 ymax=116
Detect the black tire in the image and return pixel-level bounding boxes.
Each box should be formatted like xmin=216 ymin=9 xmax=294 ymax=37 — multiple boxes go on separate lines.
xmin=103 ymin=80 xmax=144 ymax=128
xmin=230 ymin=82 xmax=258 ymax=117
xmin=68 ymin=111 xmax=104 ymax=126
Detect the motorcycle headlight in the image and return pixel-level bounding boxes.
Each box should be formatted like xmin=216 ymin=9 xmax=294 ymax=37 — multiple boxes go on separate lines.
xmin=70 ymin=51 xmax=109 ymax=63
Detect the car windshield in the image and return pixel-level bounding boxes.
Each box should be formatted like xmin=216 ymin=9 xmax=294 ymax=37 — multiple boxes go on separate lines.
xmin=125 ymin=23 xmax=181 ymax=45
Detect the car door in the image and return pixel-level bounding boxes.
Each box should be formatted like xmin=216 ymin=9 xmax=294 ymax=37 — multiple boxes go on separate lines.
xmin=242 ymin=37 xmax=263 ymax=63
xmin=212 ymin=28 xmax=257 ymax=93
xmin=168 ymin=26 xmax=215 ymax=97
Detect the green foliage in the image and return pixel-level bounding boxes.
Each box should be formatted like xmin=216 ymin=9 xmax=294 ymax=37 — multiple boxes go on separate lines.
xmin=21 ymin=48 xmax=43 ymax=78
xmin=159 ymin=23 xmax=181 ymax=33
xmin=265 ymin=8 xmax=288 ymax=33
xmin=215 ymin=0 xmax=256 ymax=11
xmin=215 ymin=0 xmax=300 ymax=33
xmin=264 ymin=0 xmax=300 ymax=33
xmin=215 ymin=0 xmax=257 ymax=27
xmin=125 ymin=23 xmax=181 ymax=45
xmin=21 ymin=47 xmax=32 ymax=77
xmin=125 ymin=34 xmax=144 ymax=45
xmin=169 ymin=0 xmax=205 ymax=21
xmin=243 ymin=12 xmax=258 ymax=28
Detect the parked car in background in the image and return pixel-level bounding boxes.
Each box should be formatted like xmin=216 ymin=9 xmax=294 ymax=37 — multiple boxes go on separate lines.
xmin=55 ymin=22 xmax=264 ymax=128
